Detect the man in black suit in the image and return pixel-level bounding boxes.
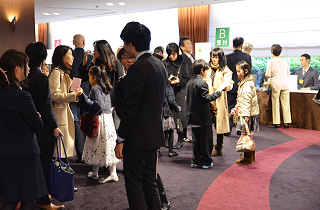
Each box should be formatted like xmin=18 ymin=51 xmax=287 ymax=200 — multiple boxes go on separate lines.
xmin=115 ymin=22 xmax=168 ymax=210
xmin=295 ymin=54 xmax=319 ymax=91
xmin=176 ymin=36 xmax=194 ymax=144
xmin=25 ymin=42 xmax=65 ymax=210
xmin=226 ymin=37 xmax=251 ymax=135
xmin=186 ymin=59 xmax=221 ymax=169
xmin=70 ymin=34 xmax=93 ymax=162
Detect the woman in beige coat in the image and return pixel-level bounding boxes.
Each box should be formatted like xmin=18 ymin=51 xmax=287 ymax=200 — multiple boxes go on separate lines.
xmin=209 ymin=48 xmax=233 ymax=156
xmin=49 ymin=45 xmax=83 ymax=158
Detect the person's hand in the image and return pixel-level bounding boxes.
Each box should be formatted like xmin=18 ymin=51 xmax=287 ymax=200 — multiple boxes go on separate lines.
xmin=37 ymin=112 xmax=41 ymax=118
xmin=178 ymin=106 xmax=182 ymax=112
xmin=53 ymin=127 xmax=64 ymax=138
xmin=230 ymin=108 xmax=236 ymax=116
xmin=115 ymin=143 xmax=124 ymax=159
xmin=75 ymin=87 xmax=83 ymax=96
xmin=263 ymin=81 xmax=268 ymax=87
xmin=82 ymin=50 xmax=91 ymax=66
xmin=300 ymin=87 xmax=309 ymax=91
xmin=245 ymin=116 xmax=249 ymax=122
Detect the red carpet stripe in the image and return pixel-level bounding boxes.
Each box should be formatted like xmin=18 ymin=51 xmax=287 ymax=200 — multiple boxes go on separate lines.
xmin=197 ymin=128 xmax=320 ymax=210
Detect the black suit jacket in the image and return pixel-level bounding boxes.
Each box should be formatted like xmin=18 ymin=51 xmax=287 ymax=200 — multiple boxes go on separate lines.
xmin=0 ymin=88 xmax=43 ymax=158
xmin=226 ymin=50 xmax=252 ymax=93
xmin=181 ymin=52 xmax=194 ymax=78
xmin=186 ymin=74 xmax=221 ymax=126
xmin=25 ymin=66 xmax=58 ymax=144
xmin=71 ymin=47 xmax=93 ymax=79
xmin=295 ymin=66 xmax=320 ymax=90
xmin=117 ymin=53 xmax=168 ymax=151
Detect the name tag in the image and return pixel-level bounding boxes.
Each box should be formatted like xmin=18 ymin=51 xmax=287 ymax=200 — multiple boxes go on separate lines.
xmin=299 ymin=79 xmax=304 ymax=84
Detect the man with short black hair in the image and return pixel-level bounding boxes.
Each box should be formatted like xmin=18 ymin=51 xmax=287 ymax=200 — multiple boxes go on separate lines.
xmin=177 ymin=36 xmax=194 ymax=143
xmin=115 ymin=21 xmax=168 ymax=210
xmin=295 ymin=54 xmax=319 ymax=91
xmin=153 ymin=46 xmax=165 ymax=60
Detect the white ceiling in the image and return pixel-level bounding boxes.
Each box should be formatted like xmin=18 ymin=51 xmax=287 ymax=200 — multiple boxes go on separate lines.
xmin=35 ymin=0 xmax=241 ymax=24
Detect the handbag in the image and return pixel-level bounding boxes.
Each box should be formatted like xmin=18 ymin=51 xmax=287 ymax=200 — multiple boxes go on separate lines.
xmin=236 ymin=120 xmax=256 ymax=152
xmin=80 ymin=113 xmax=99 ymax=138
xmin=176 ymin=112 xmax=184 ymax=133
xmin=48 ymin=136 xmax=75 ymax=202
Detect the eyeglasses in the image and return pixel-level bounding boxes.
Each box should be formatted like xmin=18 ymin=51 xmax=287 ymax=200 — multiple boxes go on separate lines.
xmin=121 ymin=56 xmax=130 ymax=60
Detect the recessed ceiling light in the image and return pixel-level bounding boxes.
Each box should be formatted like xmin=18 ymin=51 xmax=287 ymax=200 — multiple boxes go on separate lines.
xmin=43 ymin=13 xmax=51 ymax=16
xmin=53 ymin=13 xmax=60 ymax=15
xmin=118 ymin=2 xmax=126 ymax=6
xmin=106 ymin=3 xmax=114 ymax=6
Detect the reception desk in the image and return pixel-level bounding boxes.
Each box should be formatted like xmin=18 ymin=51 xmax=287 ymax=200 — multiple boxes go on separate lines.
xmin=256 ymin=90 xmax=320 ymax=131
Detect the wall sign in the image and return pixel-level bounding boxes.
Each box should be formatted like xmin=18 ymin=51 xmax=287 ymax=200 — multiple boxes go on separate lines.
xmin=215 ymin=28 xmax=229 ymax=47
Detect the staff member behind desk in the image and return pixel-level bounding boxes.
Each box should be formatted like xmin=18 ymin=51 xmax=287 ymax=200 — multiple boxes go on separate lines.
xmin=295 ymin=54 xmax=319 ymax=91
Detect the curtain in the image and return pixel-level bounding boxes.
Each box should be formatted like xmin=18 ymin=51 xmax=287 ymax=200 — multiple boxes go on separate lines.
xmin=178 ymin=5 xmax=209 ymax=52
xmin=38 ymin=23 xmax=47 ymax=46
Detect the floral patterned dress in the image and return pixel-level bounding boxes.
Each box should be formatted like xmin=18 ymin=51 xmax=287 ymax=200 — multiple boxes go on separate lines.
xmin=81 ymin=85 xmax=121 ymax=167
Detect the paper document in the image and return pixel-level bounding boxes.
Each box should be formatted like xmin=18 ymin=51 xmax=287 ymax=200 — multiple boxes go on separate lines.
xmin=71 ymin=78 xmax=82 ymax=92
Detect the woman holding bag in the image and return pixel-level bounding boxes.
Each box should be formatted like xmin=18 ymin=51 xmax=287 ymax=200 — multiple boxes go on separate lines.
xmin=231 ymin=61 xmax=259 ymax=164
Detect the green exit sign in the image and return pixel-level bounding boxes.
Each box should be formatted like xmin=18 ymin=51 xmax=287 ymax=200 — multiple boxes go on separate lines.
xmin=215 ymin=28 xmax=230 ymax=47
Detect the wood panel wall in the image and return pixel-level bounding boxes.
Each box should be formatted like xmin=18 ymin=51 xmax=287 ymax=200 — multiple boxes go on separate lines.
xmin=0 ymin=0 xmax=35 ymax=56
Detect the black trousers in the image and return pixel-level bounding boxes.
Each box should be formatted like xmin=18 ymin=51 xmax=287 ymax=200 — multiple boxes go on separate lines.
xmin=74 ymin=121 xmax=85 ymax=161
xmin=123 ymin=149 xmax=161 ymax=210
xmin=191 ymin=125 xmax=213 ymax=166
xmin=227 ymin=92 xmax=237 ymax=133
xmin=36 ymin=142 xmax=55 ymax=205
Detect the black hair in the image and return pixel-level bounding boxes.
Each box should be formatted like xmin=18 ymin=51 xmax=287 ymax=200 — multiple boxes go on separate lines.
xmin=192 ymin=59 xmax=209 ymax=75
xmin=89 ymin=66 xmax=113 ymax=94
xmin=0 ymin=49 xmax=28 ymax=89
xmin=120 ymin=21 xmax=151 ymax=52
xmin=166 ymin=43 xmax=179 ymax=57
xmin=271 ymin=44 xmax=282 ymax=56
xmin=94 ymin=40 xmax=117 ymax=72
xmin=179 ymin=36 xmax=191 ymax=48
xmin=52 ymin=45 xmax=73 ymax=73
xmin=25 ymin=42 xmax=47 ymax=68
xmin=236 ymin=61 xmax=251 ymax=78
xmin=301 ymin=53 xmax=311 ymax=61
xmin=209 ymin=48 xmax=227 ymax=71
xmin=117 ymin=48 xmax=126 ymax=61
xmin=233 ymin=37 xmax=244 ymax=48
xmin=154 ymin=46 xmax=164 ymax=54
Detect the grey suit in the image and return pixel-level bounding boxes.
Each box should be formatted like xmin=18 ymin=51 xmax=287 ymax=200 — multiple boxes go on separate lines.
xmin=295 ymin=66 xmax=319 ymax=90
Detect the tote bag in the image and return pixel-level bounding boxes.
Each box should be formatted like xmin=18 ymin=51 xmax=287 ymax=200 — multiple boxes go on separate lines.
xmin=48 ymin=136 xmax=75 ymax=202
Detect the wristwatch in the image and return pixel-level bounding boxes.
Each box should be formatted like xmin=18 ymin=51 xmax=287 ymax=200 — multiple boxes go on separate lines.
xmin=116 ymin=140 xmax=123 ymax=144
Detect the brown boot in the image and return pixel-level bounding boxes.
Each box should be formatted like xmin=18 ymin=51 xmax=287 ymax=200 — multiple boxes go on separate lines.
xmin=236 ymin=152 xmax=253 ymax=165
xmin=211 ymin=145 xmax=223 ymax=156
xmin=252 ymin=151 xmax=255 ymax=161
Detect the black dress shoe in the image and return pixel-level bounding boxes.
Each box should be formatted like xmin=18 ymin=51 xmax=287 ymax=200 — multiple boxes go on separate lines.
xmin=284 ymin=123 xmax=289 ymax=129
xmin=224 ymin=132 xmax=231 ymax=136
xmin=274 ymin=124 xmax=280 ymax=128
xmin=173 ymin=141 xmax=183 ymax=149
xmin=168 ymin=151 xmax=179 ymax=157
xmin=236 ymin=130 xmax=241 ymax=135
xmin=161 ymin=201 xmax=171 ymax=210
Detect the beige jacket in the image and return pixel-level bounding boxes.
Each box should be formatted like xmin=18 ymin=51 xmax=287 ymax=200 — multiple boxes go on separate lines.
xmin=211 ymin=66 xmax=233 ymax=134
xmin=265 ymin=57 xmax=290 ymax=90
xmin=49 ymin=68 xmax=78 ymax=158
xmin=235 ymin=75 xmax=259 ymax=117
